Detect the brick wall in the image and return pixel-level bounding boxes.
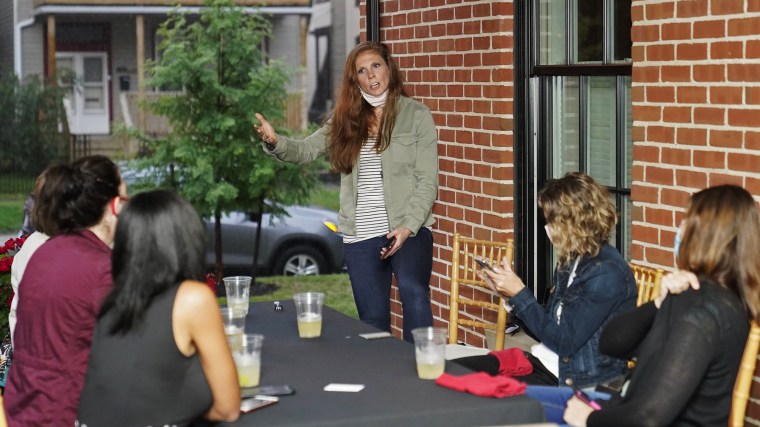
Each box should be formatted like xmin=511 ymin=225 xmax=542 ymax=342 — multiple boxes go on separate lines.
xmin=362 ymin=0 xmax=516 ymax=344
xmin=630 ymin=0 xmax=760 ymax=270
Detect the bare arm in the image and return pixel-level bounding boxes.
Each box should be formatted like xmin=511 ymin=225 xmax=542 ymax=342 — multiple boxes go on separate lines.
xmin=175 ymin=281 xmax=241 ymax=422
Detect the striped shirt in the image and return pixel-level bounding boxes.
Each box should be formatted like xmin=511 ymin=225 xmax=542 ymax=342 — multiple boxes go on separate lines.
xmin=343 ymin=139 xmax=390 ymax=244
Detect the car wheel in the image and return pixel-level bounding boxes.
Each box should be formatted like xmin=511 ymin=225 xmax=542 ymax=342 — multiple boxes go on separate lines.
xmin=272 ymin=245 xmax=328 ymax=276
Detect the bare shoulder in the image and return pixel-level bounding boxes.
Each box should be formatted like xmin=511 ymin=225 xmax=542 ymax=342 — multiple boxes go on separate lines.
xmin=176 ymin=280 xmax=217 ymax=314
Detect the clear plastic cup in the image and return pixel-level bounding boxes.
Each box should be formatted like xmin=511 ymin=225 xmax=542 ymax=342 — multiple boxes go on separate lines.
xmin=293 ymin=292 xmax=325 ymax=338
xmin=220 ymin=307 xmax=246 ymax=340
xmin=223 ymin=276 xmax=252 ymax=316
xmin=228 ymin=334 xmax=264 ymax=388
xmin=411 ymin=327 xmax=447 ymax=380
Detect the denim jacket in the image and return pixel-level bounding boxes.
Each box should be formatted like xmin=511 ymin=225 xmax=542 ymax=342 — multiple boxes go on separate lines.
xmin=509 ymin=244 xmax=636 ymax=388
xmin=263 ymin=96 xmax=438 ymax=236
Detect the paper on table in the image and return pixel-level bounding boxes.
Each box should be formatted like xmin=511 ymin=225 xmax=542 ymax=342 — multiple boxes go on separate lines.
xmin=323 ymin=383 xmax=365 ymax=392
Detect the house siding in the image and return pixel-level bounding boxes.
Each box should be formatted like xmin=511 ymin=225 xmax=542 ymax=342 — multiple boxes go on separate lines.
xmin=0 ymin=0 xmax=14 ymax=75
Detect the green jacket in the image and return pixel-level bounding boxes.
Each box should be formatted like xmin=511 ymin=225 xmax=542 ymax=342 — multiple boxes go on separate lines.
xmin=263 ymin=96 xmax=438 ymax=236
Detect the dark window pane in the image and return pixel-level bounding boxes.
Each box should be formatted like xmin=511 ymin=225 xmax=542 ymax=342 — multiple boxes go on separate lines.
xmin=614 ymin=0 xmax=632 ymax=61
xmin=539 ymin=0 xmax=567 ymax=65
xmin=576 ymin=0 xmax=604 ymax=62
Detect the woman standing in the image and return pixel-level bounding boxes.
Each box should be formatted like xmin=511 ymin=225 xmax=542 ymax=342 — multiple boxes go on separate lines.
xmin=559 ymin=185 xmax=759 ymax=427
xmin=5 ymin=155 xmax=126 ymax=426
xmin=77 ymin=190 xmax=240 ymax=426
xmin=253 ymin=42 xmax=438 ymax=342
xmin=471 ymin=172 xmax=637 ymax=389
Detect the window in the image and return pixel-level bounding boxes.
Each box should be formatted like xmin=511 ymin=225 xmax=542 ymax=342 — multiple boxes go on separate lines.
xmin=518 ymin=0 xmax=632 ymax=301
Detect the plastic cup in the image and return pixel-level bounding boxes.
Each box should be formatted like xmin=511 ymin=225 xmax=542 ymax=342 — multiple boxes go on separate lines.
xmin=224 ymin=276 xmax=251 ymax=316
xmin=220 ymin=307 xmax=246 ymax=340
xmin=412 ymin=327 xmax=447 ymax=380
xmin=228 ymin=334 xmax=264 ymax=388
xmin=293 ymin=292 xmax=325 ymax=338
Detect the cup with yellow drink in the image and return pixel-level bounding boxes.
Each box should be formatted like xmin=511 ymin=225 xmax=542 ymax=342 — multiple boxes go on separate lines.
xmin=228 ymin=334 xmax=264 ymax=388
xmin=293 ymin=292 xmax=324 ymax=338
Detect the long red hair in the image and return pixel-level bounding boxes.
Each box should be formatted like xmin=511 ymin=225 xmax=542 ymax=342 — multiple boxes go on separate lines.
xmin=328 ymin=42 xmax=408 ymax=174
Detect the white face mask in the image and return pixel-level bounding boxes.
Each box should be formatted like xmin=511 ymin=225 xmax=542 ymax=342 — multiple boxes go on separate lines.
xmin=360 ymin=88 xmax=388 ymax=107
xmin=544 ymin=224 xmax=554 ymax=244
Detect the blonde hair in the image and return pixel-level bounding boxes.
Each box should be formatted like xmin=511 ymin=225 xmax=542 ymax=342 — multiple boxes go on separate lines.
xmin=538 ymin=172 xmax=617 ymax=266
xmin=677 ymin=185 xmax=760 ymax=322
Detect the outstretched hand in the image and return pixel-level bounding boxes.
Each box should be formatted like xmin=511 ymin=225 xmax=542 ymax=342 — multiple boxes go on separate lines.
xmin=477 ymin=256 xmax=525 ymax=298
xmin=253 ymin=113 xmax=277 ymax=145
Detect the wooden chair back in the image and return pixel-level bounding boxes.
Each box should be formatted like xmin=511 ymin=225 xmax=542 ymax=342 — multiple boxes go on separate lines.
xmin=448 ymin=233 xmax=514 ymax=351
xmin=730 ymin=320 xmax=760 ymax=427
xmin=629 ymin=263 xmax=665 ymax=306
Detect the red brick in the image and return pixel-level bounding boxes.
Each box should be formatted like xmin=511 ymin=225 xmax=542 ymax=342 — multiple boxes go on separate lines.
xmin=694 ymin=64 xmax=725 ymax=82
xmin=647 ymin=166 xmax=675 ymax=185
xmin=694 ymin=107 xmax=725 ymax=125
xmin=693 ymin=150 xmax=725 ymax=168
xmin=647 ymin=86 xmax=675 ymax=102
xmin=728 ymin=17 xmax=760 ymax=37
xmin=751 ymin=0 xmax=760 ymax=12
xmin=710 ymin=86 xmax=744 ymax=105
xmin=661 ymin=188 xmax=691 ymax=208
xmin=646 ymin=207 xmax=676 ymax=226
xmin=747 ymin=177 xmax=760 ymax=199
xmin=677 ymin=86 xmax=707 ymax=104
xmin=633 ymin=144 xmax=660 ymax=163
xmin=454 ymin=4 xmax=473 ymax=20
xmin=693 ymin=20 xmax=726 ymax=39
xmin=661 ymin=22 xmax=692 ymax=40
xmin=747 ymin=132 xmax=760 ymax=150
xmin=663 ymin=106 xmax=691 ymax=123
xmin=646 ymin=1 xmax=675 ymax=19
xmin=632 ymin=224 xmax=660 ymax=245
xmin=676 ymin=169 xmax=708 ymax=189
xmin=632 ymin=24 xmax=661 ymax=43
xmin=729 ymin=109 xmax=760 ymax=127
xmin=749 ymin=40 xmax=760 ymax=58
xmin=632 ymin=4 xmax=644 ymax=21
xmin=748 ymin=87 xmax=760 ymax=105
xmin=708 ymin=173 xmax=743 ymax=187
xmin=631 ymin=184 xmax=659 ymax=204
xmin=728 ymin=64 xmax=760 ymax=82
xmin=634 ymin=105 xmax=662 ymax=121
xmin=711 ymin=41 xmax=743 ymax=59
xmin=710 ymin=129 xmax=745 ymax=149
xmin=676 ymin=43 xmax=707 ymax=60
xmin=647 ymin=125 xmax=675 ymax=143
xmin=648 ymin=44 xmax=675 ymax=61
xmin=676 ymin=128 xmax=708 ymax=146
xmin=634 ymin=66 xmax=661 ymax=83
xmin=661 ymin=147 xmax=691 ymax=165
xmin=677 ymin=0 xmax=708 ymax=17
xmin=711 ymin=0 xmax=744 ymax=14
xmin=728 ymin=153 xmax=760 ymax=173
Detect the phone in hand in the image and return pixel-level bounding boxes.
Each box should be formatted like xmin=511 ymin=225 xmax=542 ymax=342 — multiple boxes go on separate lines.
xmin=574 ymin=388 xmax=602 ymax=410
xmin=380 ymin=238 xmax=396 ymax=259
xmin=474 ymin=258 xmax=494 ymax=271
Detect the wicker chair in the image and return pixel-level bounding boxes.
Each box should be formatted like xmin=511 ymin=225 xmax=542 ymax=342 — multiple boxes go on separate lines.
xmin=730 ymin=320 xmax=760 ymax=427
xmin=448 ymin=233 xmax=515 ymax=352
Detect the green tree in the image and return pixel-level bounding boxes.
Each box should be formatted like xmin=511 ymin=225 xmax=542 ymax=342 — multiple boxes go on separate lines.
xmin=139 ymin=0 xmax=323 ymax=281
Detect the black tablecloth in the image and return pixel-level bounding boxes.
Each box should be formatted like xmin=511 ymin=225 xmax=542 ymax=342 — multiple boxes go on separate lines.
xmin=219 ymin=300 xmax=544 ymax=426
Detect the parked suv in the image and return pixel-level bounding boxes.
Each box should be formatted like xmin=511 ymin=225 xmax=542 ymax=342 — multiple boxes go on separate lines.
xmin=206 ymin=205 xmax=345 ymax=277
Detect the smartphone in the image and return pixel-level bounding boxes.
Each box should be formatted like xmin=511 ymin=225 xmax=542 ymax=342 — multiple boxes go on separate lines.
xmin=574 ymin=389 xmax=602 ymax=410
xmin=381 ymin=238 xmax=395 ymax=251
xmin=474 ymin=258 xmax=494 ymax=271
xmin=242 ymin=384 xmax=295 ymax=398
xmin=240 ymin=396 xmax=278 ymax=413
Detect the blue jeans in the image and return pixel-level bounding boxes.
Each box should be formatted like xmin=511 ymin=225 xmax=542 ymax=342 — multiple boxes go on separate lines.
xmin=524 ymin=385 xmax=611 ymax=425
xmin=344 ymin=228 xmax=434 ymax=342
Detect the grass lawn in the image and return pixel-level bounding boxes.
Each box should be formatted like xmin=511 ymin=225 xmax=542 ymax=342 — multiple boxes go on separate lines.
xmin=0 ymin=195 xmax=26 ymax=233
xmin=220 ymin=273 xmax=357 ymax=319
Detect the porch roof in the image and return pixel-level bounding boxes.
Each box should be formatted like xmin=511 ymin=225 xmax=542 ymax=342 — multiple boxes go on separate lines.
xmin=33 ymin=0 xmax=311 ymax=15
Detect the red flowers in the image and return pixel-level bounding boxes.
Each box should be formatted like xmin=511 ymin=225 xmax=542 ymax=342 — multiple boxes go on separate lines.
xmin=0 ymin=236 xmax=26 ymax=335
xmin=205 ymin=272 xmax=217 ymax=294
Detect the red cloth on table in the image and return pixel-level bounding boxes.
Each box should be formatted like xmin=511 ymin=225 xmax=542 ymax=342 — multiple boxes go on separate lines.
xmin=435 ymin=372 xmax=527 ymax=398
xmin=488 ymin=347 xmax=533 ymax=376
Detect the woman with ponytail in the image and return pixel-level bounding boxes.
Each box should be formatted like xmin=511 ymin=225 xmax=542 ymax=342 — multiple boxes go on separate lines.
xmin=5 ymin=155 xmax=126 ymax=427
xmin=253 ymin=41 xmax=438 ymax=342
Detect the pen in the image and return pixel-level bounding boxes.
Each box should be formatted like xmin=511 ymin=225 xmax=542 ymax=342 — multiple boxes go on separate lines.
xmin=572 ymin=386 xmax=602 ymax=410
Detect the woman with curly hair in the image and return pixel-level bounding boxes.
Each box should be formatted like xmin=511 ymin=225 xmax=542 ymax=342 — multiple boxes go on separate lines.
xmin=459 ymin=172 xmax=636 ymax=391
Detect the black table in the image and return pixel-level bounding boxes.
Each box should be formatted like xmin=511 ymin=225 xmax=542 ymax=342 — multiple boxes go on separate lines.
xmin=224 ymin=300 xmax=545 ymax=426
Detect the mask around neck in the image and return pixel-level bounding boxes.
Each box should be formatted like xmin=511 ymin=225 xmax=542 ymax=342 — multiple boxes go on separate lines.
xmin=360 ymin=88 xmax=388 ymax=107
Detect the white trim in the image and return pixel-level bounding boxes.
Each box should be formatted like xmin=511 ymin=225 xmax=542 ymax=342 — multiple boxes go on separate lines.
xmin=14 ymin=13 xmax=35 ymax=76
xmin=35 ymin=5 xmax=312 ymax=15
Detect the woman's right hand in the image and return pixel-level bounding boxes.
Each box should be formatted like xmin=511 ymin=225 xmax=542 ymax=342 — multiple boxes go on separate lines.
xmin=253 ymin=113 xmax=277 ymax=146
xmin=654 ymin=270 xmax=700 ymax=308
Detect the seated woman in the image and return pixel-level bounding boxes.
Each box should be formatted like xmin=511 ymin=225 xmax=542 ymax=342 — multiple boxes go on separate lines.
xmin=5 ymin=155 xmax=126 ymax=426
xmin=76 ymin=190 xmax=240 ymax=426
xmin=548 ymin=184 xmax=759 ymax=426
xmin=459 ymin=172 xmax=637 ymax=389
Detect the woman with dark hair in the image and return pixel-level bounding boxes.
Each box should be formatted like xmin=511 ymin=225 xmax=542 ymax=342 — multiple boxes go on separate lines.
xmin=460 ymin=172 xmax=637 ymax=389
xmin=552 ymin=185 xmax=759 ymax=426
xmin=4 ymin=155 xmax=126 ymax=426
xmin=76 ymin=190 xmax=240 ymax=426
xmin=253 ymin=41 xmax=438 ymax=342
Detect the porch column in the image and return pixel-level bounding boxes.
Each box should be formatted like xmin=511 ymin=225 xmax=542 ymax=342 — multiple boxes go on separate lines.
xmin=47 ymin=16 xmax=56 ymax=81
xmin=136 ymin=14 xmax=146 ymax=132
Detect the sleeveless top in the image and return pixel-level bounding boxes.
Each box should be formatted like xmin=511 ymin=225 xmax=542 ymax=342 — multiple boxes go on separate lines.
xmin=76 ymin=285 xmax=212 ymax=427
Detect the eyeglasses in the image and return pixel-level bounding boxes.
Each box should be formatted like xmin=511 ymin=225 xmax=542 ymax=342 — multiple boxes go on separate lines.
xmin=110 ymin=195 xmax=129 ymax=217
